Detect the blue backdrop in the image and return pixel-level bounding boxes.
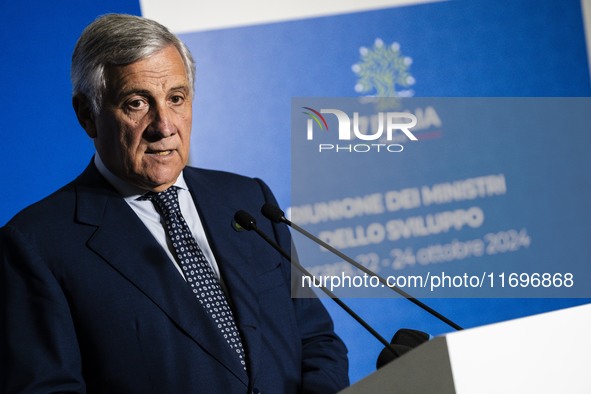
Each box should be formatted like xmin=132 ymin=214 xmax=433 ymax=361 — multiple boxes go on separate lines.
xmin=180 ymin=0 xmax=591 ymax=381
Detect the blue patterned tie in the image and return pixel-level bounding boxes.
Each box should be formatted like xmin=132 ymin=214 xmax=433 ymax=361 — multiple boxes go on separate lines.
xmin=146 ymin=186 xmax=247 ymax=371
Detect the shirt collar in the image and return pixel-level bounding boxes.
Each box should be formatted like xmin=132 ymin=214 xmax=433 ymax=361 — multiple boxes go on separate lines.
xmin=94 ymin=153 xmax=188 ymax=202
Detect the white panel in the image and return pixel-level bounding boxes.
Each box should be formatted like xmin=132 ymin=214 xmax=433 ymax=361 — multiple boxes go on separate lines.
xmin=139 ymin=0 xmax=443 ymax=33
xmin=447 ymin=303 xmax=591 ymax=394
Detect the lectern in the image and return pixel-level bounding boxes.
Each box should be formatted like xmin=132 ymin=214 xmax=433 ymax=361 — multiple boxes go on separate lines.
xmin=340 ymin=303 xmax=591 ymax=394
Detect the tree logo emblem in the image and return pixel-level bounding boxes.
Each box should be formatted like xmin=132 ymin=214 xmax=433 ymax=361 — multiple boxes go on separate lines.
xmin=352 ymin=39 xmax=415 ymax=98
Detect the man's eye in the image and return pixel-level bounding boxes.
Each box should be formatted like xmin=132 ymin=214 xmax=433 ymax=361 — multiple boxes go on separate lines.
xmin=126 ymin=99 xmax=147 ymax=110
xmin=170 ymin=95 xmax=184 ymax=105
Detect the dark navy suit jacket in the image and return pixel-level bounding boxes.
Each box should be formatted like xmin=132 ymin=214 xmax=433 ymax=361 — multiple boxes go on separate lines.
xmin=1 ymin=162 xmax=349 ymax=393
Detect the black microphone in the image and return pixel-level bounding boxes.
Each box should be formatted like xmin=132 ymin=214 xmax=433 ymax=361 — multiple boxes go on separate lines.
xmin=233 ymin=209 xmax=401 ymax=359
xmin=261 ymin=203 xmax=463 ymax=331
xmin=376 ymin=328 xmax=430 ymax=369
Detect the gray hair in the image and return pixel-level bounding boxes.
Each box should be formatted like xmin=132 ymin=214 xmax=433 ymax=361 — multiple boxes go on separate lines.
xmin=71 ymin=14 xmax=196 ymax=114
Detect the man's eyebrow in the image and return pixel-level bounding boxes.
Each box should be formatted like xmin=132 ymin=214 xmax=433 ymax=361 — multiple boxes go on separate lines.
xmin=116 ymin=88 xmax=151 ymax=101
xmin=169 ymin=85 xmax=191 ymax=93
xmin=118 ymin=85 xmax=190 ymax=97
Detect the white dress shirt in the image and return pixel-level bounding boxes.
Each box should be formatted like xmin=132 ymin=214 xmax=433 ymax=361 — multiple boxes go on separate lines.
xmin=94 ymin=154 xmax=222 ymax=280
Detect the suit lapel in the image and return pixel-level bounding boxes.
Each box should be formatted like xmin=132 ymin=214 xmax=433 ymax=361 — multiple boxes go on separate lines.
xmin=74 ymin=164 xmax=250 ymax=385
xmin=184 ymin=170 xmax=263 ymax=382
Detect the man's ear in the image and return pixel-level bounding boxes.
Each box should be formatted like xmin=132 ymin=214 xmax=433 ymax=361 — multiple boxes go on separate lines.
xmin=72 ymin=94 xmax=97 ymax=138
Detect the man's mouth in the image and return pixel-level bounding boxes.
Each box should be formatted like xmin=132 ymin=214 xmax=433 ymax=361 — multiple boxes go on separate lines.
xmin=147 ymin=149 xmax=173 ymax=156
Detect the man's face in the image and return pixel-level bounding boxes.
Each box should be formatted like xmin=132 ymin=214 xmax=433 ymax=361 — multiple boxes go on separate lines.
xmin=83 ymin=45 xmax=192 ymax=192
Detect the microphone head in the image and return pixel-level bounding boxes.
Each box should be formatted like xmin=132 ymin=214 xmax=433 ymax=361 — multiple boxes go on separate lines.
xmin=233 ymin=210 xmax=257 ymax=231
xmin=391 ymin=328 xmax=431 ymax=348
xmin=376 ymin=328 xmax=430 ymax=369
xmin=261 ymin=203 xmax=285 ymax=223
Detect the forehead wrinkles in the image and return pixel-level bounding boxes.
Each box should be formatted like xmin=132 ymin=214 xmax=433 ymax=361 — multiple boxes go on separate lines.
xmin=124 ymin=72 xmax=184 ymax=95
xmin=112 ymin=67 xmax=187 ymax=96
xmin=105 ymin=47 xmax=189 ymax=100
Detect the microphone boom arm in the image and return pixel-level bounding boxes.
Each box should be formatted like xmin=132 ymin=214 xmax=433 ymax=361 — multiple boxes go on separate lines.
xmin=262 ymin=204 xmax=463 ymax=331
xmin=233 ymin=210 xmax=401 ymax=356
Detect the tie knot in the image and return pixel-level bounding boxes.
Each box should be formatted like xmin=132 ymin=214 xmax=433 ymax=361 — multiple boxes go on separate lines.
xmin=144 ymin=186 xmax=181 ymax=216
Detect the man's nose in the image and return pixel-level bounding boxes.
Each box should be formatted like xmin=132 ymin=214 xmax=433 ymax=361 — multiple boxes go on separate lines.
xmin=146 ymin=104 xmax=176 ymax=138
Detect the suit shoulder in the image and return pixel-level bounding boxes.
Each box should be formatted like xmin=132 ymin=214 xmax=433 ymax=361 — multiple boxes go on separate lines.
xmin=183 ymin=166 xmax=268 ymax=192
xmin=3 ymin=161 xmax=105 ymax=231
xmin=184 ymin=166 xmax=257 ymax=183
xmin=182 ymin=166 xmax=278 ymax=212
xmin=3 ymin=181 xmax=77 ymax=231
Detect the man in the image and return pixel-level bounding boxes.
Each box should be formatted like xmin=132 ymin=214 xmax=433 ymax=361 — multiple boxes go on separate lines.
xmin=1 ymin=14 xmax=349 ymax=393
